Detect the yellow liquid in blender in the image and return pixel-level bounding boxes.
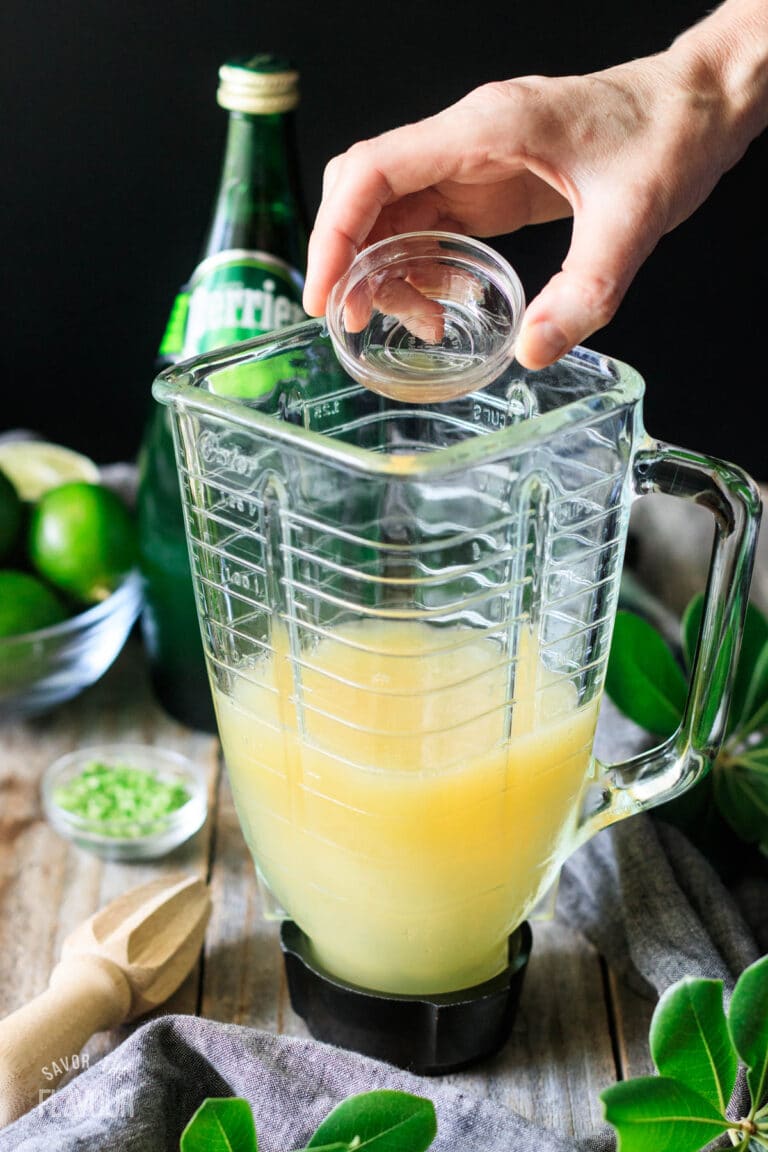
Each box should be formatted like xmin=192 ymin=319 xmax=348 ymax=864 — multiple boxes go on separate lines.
xmin=215 ymin=620 xmax=599 ymax=995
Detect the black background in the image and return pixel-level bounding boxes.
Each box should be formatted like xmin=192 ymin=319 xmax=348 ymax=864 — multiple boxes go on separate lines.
xmin=1 ymin=0 xmax=765 ymax=475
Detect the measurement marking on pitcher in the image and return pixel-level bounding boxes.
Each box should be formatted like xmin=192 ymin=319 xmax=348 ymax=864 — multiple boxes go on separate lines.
xmin=472 ymin=403 xmax=508 ymax=429
xmin=218 ymin=490 xmax=261 ymax=517
xmin=221 ymin=561 xmax=256 ymax=593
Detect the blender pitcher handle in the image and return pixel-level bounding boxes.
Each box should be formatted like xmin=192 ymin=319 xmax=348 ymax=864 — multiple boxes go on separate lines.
xmin=578 ymin=439 xmax=762 ymax=839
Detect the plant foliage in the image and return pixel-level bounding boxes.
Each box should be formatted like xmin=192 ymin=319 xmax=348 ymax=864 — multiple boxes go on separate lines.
xmin=180 ymin=1091 xmax=437 ymax=1152
xmin=606 ymin=594 xmax=768 ymax=856
xmin=602 ymin=956 xmax=768 ymax=1152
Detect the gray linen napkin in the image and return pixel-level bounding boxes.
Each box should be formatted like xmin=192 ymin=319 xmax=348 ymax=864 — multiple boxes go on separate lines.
xmin=0 ymin=804 xmax=764 ymax=1152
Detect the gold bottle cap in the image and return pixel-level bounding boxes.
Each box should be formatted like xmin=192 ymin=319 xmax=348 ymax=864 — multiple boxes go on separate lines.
xmin=217 ymin=55 xmax=299 ymax=115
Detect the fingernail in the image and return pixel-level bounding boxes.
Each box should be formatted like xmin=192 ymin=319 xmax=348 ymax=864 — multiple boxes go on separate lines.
xmin=523 ymin=320 xmax=570 ymax=366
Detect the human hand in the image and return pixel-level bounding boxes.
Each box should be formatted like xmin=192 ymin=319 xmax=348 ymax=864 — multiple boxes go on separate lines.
xmin=304 ymin=45 xmax=755 ymax=369
xmin=341 ymin=261 xmax=447 ymax=343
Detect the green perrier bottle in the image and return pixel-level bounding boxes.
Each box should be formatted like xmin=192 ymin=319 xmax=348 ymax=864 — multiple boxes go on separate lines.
xmin=137 ymin=55 xmax=308 ymax=729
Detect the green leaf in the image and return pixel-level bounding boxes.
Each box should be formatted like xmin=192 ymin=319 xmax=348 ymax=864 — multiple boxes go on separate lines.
xmin=606 ymin=611 xmax=687 ymax=736
xmin=601 ymin=1075 xmax=730 ymax=1152
xmin=649 ymin=977 xmax=737 ymax=1113
xmin=680 ymin=595 xmax=768 ymax=741
xmin=729 ymin=954 xmax=768 ymax=1112
xmin=738 ymin=642 xmax=768 ymax=736
xmin=682 ymin=591 xmax=741 ymax=742
xmin=682 ymin=594 xmax=705 ymax=674
xmin=180 ymin=1098 xmax=257 ymax=1152
xmin=729 ymin=603 xmax=768 ymax=734
xmin=713 ymin=749 xmax=768 ymax=846
xmin=307 ymin=1091 xmax=437 ymax=1152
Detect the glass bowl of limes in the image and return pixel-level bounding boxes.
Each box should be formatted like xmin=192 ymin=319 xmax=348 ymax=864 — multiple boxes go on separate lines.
xmin=0 ymin=440 xmax=142 ymax=719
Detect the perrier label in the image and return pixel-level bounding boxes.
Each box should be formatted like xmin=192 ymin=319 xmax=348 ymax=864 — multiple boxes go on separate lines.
xmin=182 ymin=250 xmax=304 ymax=354
xmin=161 ymin=248 xmax=306 ymax=362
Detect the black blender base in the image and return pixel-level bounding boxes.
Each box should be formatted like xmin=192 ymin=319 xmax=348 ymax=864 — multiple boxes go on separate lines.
xmin=280 ymin=920 xmax=532 ymax=1075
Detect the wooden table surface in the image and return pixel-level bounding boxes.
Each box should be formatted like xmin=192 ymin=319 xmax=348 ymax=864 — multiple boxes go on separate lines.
xmin=0 ymin=635 xmax=658 ymax=1141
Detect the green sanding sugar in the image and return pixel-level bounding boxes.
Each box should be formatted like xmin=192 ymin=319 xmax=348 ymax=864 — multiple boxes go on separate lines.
xmin=53 ymin=760 xmax=190 ymax=837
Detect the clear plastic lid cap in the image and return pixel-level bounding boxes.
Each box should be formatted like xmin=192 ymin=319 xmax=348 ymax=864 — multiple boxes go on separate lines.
xmin=326 ymin=231 xmax=526 ymax=403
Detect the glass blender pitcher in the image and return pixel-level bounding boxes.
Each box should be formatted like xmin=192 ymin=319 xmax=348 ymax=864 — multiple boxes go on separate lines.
xmin=154 ymin=233 xmax=760 ymax=1073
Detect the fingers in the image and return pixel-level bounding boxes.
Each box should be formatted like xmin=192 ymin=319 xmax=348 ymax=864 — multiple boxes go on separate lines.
xmin=303 ymin=160 xmax=392 ymax=316
xmin=340 ymin=261 xmax=481 ymax=342
xmin=342 ymin=270 xmax=447 ymax=341
xmin=341 ymin=278 xmax=373 ymax=334
xmin=303 ymin=105 xmax=500 ymax=317
xmin=375 ymin=278 xmax=446 ymax=342
xmin=303 ymin=143 xmax=446 ymax=315
xmin=515 ymin=193 xmax=660 ymax=369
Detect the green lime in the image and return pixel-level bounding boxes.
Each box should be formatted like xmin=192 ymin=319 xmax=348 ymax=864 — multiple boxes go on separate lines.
xmin=209 ymin=358 xmax=288 ymax=398
xmin=0 ymin=469 xmax=23 ymax=562
xmin=0 ymin=570 xmax=68 ymax=637
xmin=0 ymin=441 xmax=99 ymax=502
xmin=29 ymin=482 xmax=138 ymax=604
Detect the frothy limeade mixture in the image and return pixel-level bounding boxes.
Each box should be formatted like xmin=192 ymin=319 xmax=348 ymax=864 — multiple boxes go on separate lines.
xmin=215 ymin=620 xmax=600 ymax=995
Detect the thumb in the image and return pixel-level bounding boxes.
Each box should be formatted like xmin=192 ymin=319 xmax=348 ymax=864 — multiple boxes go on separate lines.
xmin=515 ymin=198 xmax=659 ymax=369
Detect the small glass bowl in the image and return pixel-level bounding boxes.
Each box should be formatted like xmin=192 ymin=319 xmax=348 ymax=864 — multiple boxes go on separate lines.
xmin=42 ymin=743 xmax=208 ymax=861
xmin=326 ymin=231 xmax=526 ymax=402
xmin=0 ymin=570 xmax=142 ymax=720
